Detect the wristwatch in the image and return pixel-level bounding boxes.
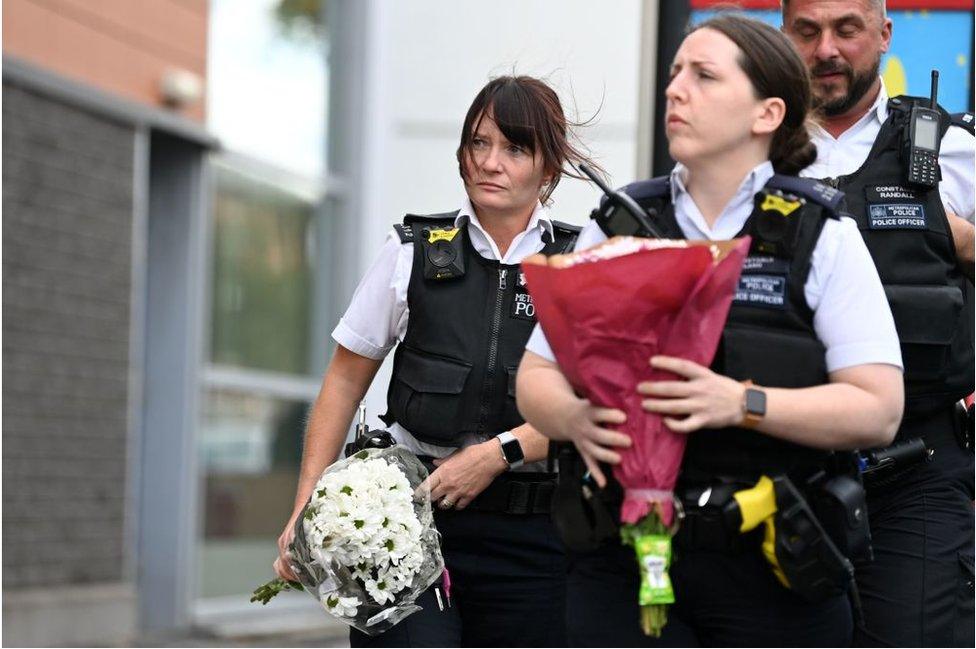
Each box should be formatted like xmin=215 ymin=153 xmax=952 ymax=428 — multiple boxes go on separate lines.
xmin=495 ymin=431 xmax=524 ymax=470
xmin=741 ymin=380 xmax=766 ymax=428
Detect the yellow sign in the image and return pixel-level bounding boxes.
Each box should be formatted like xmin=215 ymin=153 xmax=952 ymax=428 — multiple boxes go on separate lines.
xmin=427 ymin=227 xmax=460 ymax=243
xmin=760 ymin=194 xmax=802 ymax=217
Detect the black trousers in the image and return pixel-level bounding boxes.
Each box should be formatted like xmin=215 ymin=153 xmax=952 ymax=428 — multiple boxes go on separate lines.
xmin=350 ymin=508 xmax=567 ymax=647
xmin=853 ymin=409 xmax=975 ymax=648
xmin=566 ymin=537 xmax=852 ymax=647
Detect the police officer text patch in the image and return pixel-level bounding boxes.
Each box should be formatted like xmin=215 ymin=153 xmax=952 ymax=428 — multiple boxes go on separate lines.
xmin=735 ymin=256 xmax=788 ymax=309
xmin=867 ymin=203 xmax=927 ymax=230
xmin=736 ymin=275 xmax=787 ymax=308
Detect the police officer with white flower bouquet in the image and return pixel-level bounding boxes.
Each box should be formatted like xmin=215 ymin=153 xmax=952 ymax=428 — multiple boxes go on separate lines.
xmin=782 ymin=1 xmax=975 ymax=645
xmin=274 ymin=75 xmax=601 ymax=647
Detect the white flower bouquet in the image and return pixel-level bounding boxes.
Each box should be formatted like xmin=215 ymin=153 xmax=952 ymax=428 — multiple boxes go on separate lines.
xmin=252 ymin=443 xmax=445 ymax=635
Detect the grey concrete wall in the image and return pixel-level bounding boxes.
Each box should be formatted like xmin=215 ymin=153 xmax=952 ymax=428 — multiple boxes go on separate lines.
xmin=2 ymin=81 xmax=134 ymax=589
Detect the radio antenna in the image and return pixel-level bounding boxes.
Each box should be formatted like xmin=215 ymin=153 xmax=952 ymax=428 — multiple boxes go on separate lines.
xmin=929 ymin=69 xmax=939 ymax=109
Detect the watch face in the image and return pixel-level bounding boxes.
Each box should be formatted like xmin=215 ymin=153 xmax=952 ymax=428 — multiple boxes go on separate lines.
xmin=502 ymin=438 xmax=524 ymax=464
xmin=745 ymin=388 xmax=767 ymax=416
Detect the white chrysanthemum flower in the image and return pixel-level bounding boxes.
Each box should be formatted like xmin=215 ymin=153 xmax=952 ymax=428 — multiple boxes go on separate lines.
xmin=322 ymin=594 xmax=361 ymax=618
xmin=301 ymin=453 xmax=429 ymax=611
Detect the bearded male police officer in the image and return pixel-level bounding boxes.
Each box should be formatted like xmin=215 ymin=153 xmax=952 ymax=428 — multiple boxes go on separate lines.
xmin=782 ymin=1 xmax=975 ymax=646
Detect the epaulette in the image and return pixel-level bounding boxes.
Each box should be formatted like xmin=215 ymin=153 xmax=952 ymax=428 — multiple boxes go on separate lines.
xmin=950 ymin=112 xmax=974 ymax=136
xmin=765 ymin=175 xmax=843 ymax=217
xmin=600 ymin=176 xmax=671 ymax=208
xmin=394 ymin=211 xmax=459 ymax=244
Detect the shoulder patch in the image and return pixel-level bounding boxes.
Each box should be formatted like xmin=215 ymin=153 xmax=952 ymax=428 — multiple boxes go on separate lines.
xmin=392 ymin=222 xmax=414 ymax=244
xmin=951 ymin=112 xmax=975 ymax=136
xmin=765 ymin=175 xmax=843 ymax=217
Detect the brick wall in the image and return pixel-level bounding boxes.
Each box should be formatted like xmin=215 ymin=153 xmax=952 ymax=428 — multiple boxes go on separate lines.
xmin=2 ymin=81 xmax=134 ymax=587
xmin=2 ymin=0 xmax=208 ymax=122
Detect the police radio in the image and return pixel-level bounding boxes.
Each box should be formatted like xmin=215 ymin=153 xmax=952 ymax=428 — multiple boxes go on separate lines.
xmin=579 ymin=163 xmax=665 ymax=239
xmin=904 ymin=70 xmax=942 ymax=188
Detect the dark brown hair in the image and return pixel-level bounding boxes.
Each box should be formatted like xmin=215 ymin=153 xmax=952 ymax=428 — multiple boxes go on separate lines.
xmin=456 ymin=76 xmax=601 ymax=204
xmin=691 ymin=14 xmax=817 ymax=175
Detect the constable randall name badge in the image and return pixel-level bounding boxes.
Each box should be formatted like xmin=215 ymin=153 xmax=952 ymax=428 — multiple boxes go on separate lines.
xmin=511 ymin=271 xmax=535 ymax=321
xmin=734 ymin=256 xmax=788 ymax=309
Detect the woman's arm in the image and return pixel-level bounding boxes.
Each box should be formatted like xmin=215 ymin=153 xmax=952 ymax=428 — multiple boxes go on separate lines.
xmin=274 ymin=344 xmax=382 ymax=580
xmin=638 ymin=355 xmax=903 ymax=449
xmin=947 ymin=212 xmax=974 ymax=281
xmin=517 ymin=350 xmax=630 ymax=487
xmin=423 ymin=421 xmax=553 ymax=510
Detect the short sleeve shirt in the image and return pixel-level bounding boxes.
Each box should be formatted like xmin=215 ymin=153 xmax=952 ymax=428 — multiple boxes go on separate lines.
xmin=802 ymin=79 xmax=975 ymax=222
xmin=526 ymin=161 xmax=904 ymax=374
xmin=333 ymin=197 xmax=555 ymax=460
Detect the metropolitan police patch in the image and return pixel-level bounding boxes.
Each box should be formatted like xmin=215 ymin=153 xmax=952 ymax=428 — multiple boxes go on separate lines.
xmin=511 ymin=271 xmax=535 ymax=321
xmin=734 ymin=256 xmax=789 ymax=309
xmin=867 ymin=204 xmax=927 ymax=230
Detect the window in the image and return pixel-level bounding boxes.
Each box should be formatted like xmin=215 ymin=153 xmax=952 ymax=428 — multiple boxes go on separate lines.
xmin=198 ymin=0 xmax=329 ymax=608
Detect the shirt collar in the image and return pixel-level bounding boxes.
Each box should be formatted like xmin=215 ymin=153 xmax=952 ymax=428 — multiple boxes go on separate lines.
xmin=669 ymin=160 xmax=775 ymax=205
xmin=456 ymin=197 xmax=554 ymax=239
xmin=868 ymin=76 xmax=890 ymax=124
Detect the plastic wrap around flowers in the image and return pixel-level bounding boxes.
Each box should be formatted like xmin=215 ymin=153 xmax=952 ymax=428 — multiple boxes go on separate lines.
xmin=522 ymin=235 xmax=750 ymax=636
xmin=253 ymin=446 xmax=444 ymax=636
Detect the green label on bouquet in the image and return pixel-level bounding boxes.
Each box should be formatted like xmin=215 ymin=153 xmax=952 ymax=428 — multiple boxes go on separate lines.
xmin=635 ymin=534 xmax=674 ymax=606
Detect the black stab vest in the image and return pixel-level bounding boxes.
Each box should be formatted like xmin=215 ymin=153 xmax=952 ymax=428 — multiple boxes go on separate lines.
xmin=381 ymin=212 xmax=580 ymax=446
xmin=825 ymin=96 xmax=974 ymax=423
xmin=606 ymin=175 xmax=843 ymax=486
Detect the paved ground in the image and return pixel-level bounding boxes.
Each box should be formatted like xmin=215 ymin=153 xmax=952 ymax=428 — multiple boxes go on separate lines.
xmin=121 ymin=628 xmax=350 ymax=647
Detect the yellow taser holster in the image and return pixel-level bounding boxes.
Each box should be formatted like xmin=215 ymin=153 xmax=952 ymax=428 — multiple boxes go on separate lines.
xmin=732 ymin=475 xmax=789 ymax=589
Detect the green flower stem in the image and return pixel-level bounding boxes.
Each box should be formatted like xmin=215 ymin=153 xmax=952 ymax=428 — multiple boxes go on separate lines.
xmin=250 ymin=578 xmax=304 ymax=605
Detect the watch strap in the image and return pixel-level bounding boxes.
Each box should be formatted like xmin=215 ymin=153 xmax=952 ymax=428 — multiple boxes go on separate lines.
xmin=741 ymin=380 xmax=766 ymax=428
xmin=496 ymin=431 xmax=524 ymax=470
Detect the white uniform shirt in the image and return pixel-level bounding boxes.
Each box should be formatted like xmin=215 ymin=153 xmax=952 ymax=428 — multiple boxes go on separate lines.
xmin=526 ymin=161 xmax=904 ymax=374
xmin=802 ymin=79 xmax=975 ymax=222
xmin=333 ymin=196 xmax=555 ymax=463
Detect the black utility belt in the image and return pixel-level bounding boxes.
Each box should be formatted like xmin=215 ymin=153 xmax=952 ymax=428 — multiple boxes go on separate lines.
xmin=674 ymin=507 xmax=763 ymax=554
xmin=467 ymin=472 xmax=556 ymax=515
xmin=672 ymin=484 xmax=758 ymax=554
xmin=419 ymin=455 xmax=556 ymax=515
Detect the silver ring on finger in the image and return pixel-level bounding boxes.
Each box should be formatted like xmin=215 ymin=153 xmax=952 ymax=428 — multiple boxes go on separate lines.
xmin=440 ymin=497 xmax=455 ymax=509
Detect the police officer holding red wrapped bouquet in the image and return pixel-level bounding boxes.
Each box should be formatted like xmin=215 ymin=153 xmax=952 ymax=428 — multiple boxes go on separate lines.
xmin=518 ymin=15 xmax=904 ymax=646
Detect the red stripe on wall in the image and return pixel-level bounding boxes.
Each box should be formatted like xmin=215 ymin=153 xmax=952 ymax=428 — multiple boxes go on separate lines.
xmin=690 ymin=0 xmax=974 ymax=10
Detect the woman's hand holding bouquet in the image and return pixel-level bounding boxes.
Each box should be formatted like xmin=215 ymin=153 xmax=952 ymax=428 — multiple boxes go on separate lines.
xmin=522 ymin=235 xmax=750 ymax=636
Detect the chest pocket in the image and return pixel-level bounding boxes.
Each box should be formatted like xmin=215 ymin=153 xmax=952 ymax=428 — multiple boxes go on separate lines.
xmin=885 ymin=284 xmax=964 ymax=382
xmin=390 ymin=347 xmax=473 ymax=442
xmin=733 ymin=256 xmax=789 ymax=310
